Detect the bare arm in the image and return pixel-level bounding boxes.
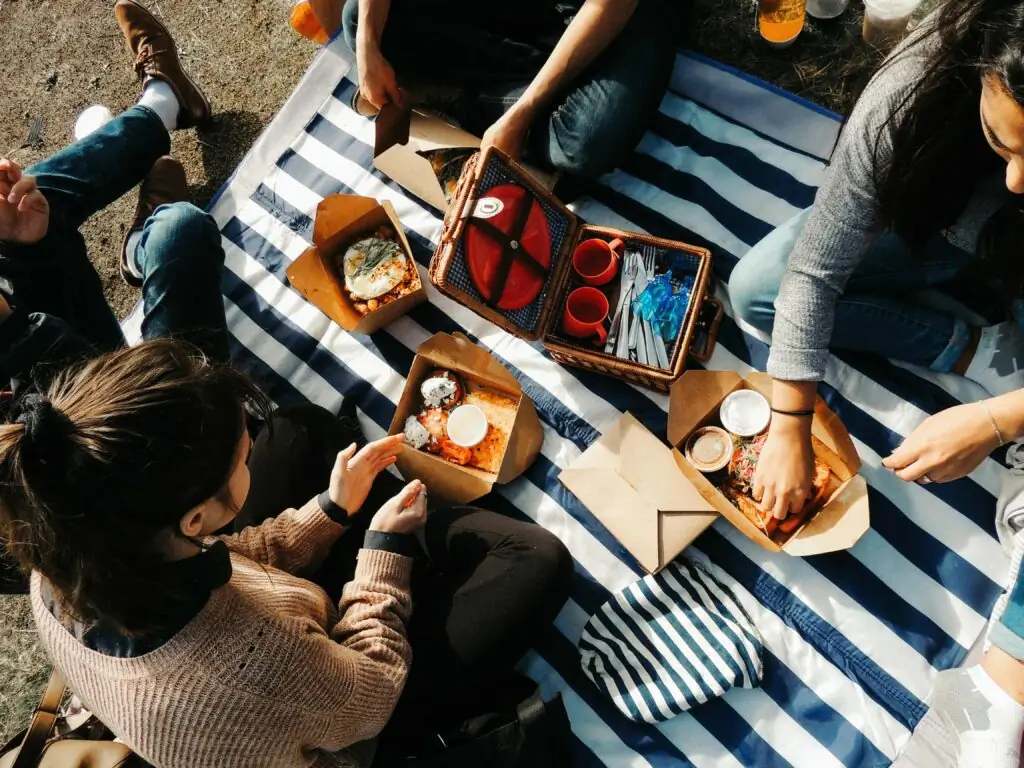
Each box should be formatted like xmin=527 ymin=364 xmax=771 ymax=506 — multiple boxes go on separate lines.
xmin=482 ymin=0 xmax=638 ymax=157
xmin=752 ymin=380 xmax=818 ymax=520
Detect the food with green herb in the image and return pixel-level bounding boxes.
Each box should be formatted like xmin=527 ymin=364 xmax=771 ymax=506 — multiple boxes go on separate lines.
xmin=337 ymin=226 xmax=418 ymax=314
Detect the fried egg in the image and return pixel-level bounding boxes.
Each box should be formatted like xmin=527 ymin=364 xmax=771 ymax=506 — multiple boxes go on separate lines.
xmin=343 ymin=237 xmax=409 ymax=300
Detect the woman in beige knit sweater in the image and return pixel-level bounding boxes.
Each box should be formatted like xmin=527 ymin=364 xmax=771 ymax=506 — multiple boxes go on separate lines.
xmin=0 ymin=339 xmax=573 ymax=768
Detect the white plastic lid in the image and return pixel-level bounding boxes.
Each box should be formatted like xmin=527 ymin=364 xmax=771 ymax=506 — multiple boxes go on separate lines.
xmin=862 ymin=0 xmax=919 ymax=19
xmin=719 ymin=390 xmax=771 ymax=438
xmin=447 ymin=404 xmax=489 ymax=448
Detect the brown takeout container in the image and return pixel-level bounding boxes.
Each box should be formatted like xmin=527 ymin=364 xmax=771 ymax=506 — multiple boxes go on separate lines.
xmin=429 ymin=147 xmax=720 ymax=391
xmin=387 ymin=332 xmax=543 ymax=504
xmin=373 ymin=105 xmax=557 ymax=212
xmin=286 ymin=194 xmax=426 ymax=335
xmin=560 ymin=370 xmax=870 ymax=572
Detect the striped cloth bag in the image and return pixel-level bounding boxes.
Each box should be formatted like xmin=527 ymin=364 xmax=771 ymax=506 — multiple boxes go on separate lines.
xmin=579 ymin=558 xmax=764 ymax=724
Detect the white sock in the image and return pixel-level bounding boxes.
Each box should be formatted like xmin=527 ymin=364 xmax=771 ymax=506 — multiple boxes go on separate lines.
xmin=964 ymin=322 xmax=1024 ymax=397
xmin=956 ymin=666 xmax=1024 ymax=768
xmin=894 ymin=666 xmax=1024 ymax=768
xmin=124 ymin=231 xmax=144 ymax=280
xmin=138 ymin=80 xmax=179 ymax=132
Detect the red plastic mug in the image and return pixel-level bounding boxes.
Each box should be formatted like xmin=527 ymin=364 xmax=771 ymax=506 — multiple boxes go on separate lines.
xmin=572 ymin=238 xmax=625 ymax=287
xmin=563 ymin=287 xmax=610 ymax=346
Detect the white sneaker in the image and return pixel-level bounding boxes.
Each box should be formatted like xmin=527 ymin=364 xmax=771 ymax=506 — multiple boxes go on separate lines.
xmin=965 ymin=322 xmax=1024 ymax=397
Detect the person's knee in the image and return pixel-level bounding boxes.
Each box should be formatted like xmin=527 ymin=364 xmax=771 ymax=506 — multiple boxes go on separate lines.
xmin=548 ymin=108 xmax=627 ymax=179
xmin=728 ymin=256 xmax=779 ymax=335
xmin=341 ymin=0 xmax=359 ymax=54
xmin=516 ymin=527 xmax=574 ymax=604
xmin=144 ymin=202 xmax=222 ymax=268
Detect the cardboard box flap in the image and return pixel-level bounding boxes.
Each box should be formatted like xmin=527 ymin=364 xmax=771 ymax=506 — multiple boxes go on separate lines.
xmin=311 ymin=195 xmax=382 ymax=248
xmin=396 ymin=449 xmax=494 ymax=506
xmin=498 ymin=395 xmax=542 ymax=484
xmin=560 ymin=413 xmax=719 ymax=573
xmin=419 ymin=333 xmax=522 ymax=393
xmin=668 ymin=370 xmax=744 ymax=447
xmin=617 ymin=414 xmax=717 ymax=514
xmin=287 ymin=246 xmax=365 ymax=331
xmin=783 ymin=474 xmax=871 ymax=556
xmin=374 ymin=103 xmax=413 ymax=158
xmin=561 ymin=467 xmax=661 ymax=571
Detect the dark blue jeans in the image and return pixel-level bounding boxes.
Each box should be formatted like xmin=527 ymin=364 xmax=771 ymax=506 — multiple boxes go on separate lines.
xmin=341 ymin=0 xmax=683 ymax=178
xmin=728 ymin=208 xmax=977 ymax=371
xmin=0 ymin=105 xmax=228 ymax=391
xmin=0 ymin=106 xmax=228 ymax=593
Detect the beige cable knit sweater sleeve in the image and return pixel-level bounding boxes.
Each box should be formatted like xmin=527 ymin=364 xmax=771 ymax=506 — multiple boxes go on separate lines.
xmin=292 ymin=548 xmax=415 ymax=749
xmin=219 ymin=496 xmax=345 ymax=575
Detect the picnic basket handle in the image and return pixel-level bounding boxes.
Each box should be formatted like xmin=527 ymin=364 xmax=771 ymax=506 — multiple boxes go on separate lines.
xmin=11 ymin=670 xmax=66 ymax=768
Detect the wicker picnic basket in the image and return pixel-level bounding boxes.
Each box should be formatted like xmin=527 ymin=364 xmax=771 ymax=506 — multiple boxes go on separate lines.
xmin=429 ymin=147 xmax=721 ymax=391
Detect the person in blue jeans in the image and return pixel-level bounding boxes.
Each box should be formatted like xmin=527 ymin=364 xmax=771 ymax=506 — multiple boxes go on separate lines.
xmin=316 ymin=0 xmax=683 ymax=178
xmin=0 ymin=0 xmax=219 ymax=591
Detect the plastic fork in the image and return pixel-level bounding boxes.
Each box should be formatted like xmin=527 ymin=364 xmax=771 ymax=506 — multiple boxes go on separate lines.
xmin=608 ymin=252 xmax=639 ymax=357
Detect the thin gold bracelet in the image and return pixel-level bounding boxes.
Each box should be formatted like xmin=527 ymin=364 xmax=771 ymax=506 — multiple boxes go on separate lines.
xmin=982 ymin=400 xmax=1006 ymax=446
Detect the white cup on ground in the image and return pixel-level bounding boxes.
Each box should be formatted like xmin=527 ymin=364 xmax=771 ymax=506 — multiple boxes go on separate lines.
xmin=862 ymin=0 xmax=921 ymax=48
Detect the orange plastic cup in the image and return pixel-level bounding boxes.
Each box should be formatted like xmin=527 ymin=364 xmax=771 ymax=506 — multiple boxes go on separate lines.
xmin=290 ymin=1 xmax=329 ymax=45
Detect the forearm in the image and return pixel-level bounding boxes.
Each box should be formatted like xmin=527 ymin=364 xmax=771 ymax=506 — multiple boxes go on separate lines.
xmin=511 ymin=0 xmax=637 ymax=122
xmin=309 ymin=0 xmax=343 ymax=36
xmin=356 ymin=0 xmax=391 ymax=50
xmin=985 ymin=389 xmax=1024 ymax=443
xmin=768 ymin=379 xmax=817 ymax=440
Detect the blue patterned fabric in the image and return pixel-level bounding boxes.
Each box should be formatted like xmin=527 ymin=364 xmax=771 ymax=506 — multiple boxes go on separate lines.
xmin=581 ymin=558 xmax=764 ymax=724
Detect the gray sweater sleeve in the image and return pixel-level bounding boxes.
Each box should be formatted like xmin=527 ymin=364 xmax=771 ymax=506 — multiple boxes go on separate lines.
xmin=766 ymin=33 xmax=933 ymax=381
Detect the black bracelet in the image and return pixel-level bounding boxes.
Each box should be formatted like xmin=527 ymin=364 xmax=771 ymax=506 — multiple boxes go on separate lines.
xmin=771 ymin=407 xmax=815 ymax=417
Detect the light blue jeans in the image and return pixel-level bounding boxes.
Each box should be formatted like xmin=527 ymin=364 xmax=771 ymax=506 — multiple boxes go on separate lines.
xmin=728 ymin=209 xmax=975 ymax=371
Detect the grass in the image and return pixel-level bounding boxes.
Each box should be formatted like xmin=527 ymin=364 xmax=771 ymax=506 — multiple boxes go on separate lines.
xmin=0 ymin=0 xmax=896 ymax=748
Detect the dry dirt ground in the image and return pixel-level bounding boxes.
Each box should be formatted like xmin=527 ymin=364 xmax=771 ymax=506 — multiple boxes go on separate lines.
xmin=0 ymin=0 xmax=894 ymax=746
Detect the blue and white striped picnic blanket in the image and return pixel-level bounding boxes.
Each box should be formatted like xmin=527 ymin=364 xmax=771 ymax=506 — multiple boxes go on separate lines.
xmin=157 ymin=40 xmax=1013 ymax=767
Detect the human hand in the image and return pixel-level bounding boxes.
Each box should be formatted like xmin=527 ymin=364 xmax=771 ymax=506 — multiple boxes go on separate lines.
xmin=370 ymin=479 xmax=428 ymax=535
xmin=882 ymin=402 xmax=998 ymax=483
xmin=480 ymin=110 xmax=531 ymax=161
xmin=329 ymin=434 xmax=405 ymax=516
xmin=356 ymin=45 xmax=403 ymax=110
xmin=752 ymin=420 xmax=816 ymax=520
xmin=0 ymin=159 xmax=49 ymax=245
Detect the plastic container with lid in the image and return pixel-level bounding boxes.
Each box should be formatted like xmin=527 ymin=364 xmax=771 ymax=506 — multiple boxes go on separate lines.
xmin=719 ymin=390 xmax=772 ymax=438
xmin=684 ymin=426 xmax=734 ymax=473
xmin=862 ymin=0 xmax=921 ymax=48
xmin=807 ymin=0 xmax=849 ymax=19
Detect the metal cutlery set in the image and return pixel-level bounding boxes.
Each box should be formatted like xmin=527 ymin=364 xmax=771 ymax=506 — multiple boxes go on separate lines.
xmin=606 ymin=248 xmax=672 ymax=369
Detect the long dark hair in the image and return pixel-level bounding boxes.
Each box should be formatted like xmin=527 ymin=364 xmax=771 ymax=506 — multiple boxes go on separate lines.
xmin=0 ymin=339 xmax=272 ymax=635
xmin=874 ymin=0 xmax=1024 ymax=293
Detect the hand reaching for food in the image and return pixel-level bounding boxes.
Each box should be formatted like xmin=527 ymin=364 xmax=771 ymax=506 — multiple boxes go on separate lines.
xmin=329 ymin=434 xmax=405 ymax=517
xmin=750 ymin=424 xmax=816 ymax=521
xmin=0 ymin=158 xmax=49 ymax=245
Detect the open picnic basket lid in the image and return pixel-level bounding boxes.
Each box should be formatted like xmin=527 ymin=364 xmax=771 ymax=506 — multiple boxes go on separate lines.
xmin=430 ymin=147 xmax=581 ymax=341
xmin=428 ymin=147 xmax=716 ymax=388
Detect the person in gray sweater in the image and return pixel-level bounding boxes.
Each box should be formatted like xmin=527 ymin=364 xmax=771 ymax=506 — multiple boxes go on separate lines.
xmin=729 ymin=0 xmax=1024 ymax=765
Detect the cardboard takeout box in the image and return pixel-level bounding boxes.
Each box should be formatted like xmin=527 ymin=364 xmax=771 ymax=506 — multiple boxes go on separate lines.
xmin=286 ymin=194 xmax=427 ymax=335
xmin=388 ymin=332 xmax=543 ymax=504
xmin=560 ymin=370 xmax=870 ymax=572
xmin=373 ymin=105 xmax=557 ymax=212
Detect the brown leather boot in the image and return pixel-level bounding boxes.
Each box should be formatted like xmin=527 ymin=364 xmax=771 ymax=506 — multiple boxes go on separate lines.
xmin=120 ymin=156 xmax=189 ymax=288
xmin=115 ymin=0 xmax=211 ymax=129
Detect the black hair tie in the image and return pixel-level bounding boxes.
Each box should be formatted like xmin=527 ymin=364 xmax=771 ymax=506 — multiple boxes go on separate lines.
xmin=13 ymin=393 xmax=74 ymax=460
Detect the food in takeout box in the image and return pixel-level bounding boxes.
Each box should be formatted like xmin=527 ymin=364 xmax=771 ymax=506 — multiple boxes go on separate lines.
xmin=338 ymin=226 xmax=419 ymax=315
xmin=559 ymin=370 xmax=870 ymax=571
xmin=286 ymin=195 xmax=426 ymax=335
xmin=429 ymin=147 xmax=720 ymax=391
xmin=372 ymin=105 xmax=557 ymax=213
xmin=388 ymin=332 xmax=543 ymax=504
xmin=400 ymin=367 xmax=518 ymax=473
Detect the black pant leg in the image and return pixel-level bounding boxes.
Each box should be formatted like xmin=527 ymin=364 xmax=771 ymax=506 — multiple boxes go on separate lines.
xmin=402 ymin=508 xmax=573 ymax=706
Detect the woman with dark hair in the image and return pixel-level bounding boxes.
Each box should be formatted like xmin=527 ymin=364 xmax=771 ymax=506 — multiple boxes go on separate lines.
xmin=728 ymin=1 xmax=1024 ymax=764
xmin=0 ymin=338 xmax=573 ymax=768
